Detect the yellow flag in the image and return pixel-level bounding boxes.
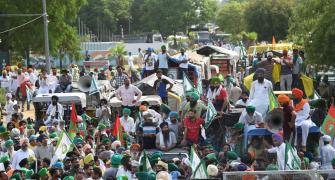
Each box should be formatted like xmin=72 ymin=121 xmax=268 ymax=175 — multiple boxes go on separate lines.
xmin=272 ymin=63 xmax=281 ymax=83
xmin=300 ymin=74 xmax=314 ymax=97
xmin=243 ymin=73 xmax=254 ymax=91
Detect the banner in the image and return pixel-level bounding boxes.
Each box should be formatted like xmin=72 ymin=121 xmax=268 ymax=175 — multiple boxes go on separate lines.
xmin=190 ymin=146 xmax=208 ymax=179
xmin=321 ymin=106 xmax=335 ymax=138
xmin=204 ymin=102 xmax=217 ymax=129
xmin=51 ymin=131 xmax=73 ymax=165
xmin=183 ymin=72 xmax=195 ymax=94
xmin=68 ymin=102 xmax=77 ymax=140
xmin=285 ymin=142 xmax=301 ymax=170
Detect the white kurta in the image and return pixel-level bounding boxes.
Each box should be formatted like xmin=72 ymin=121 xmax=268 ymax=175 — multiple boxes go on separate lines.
xmin=11 ymin=149 xmax=35 ymax=170
xmin=249 ymin=79 xmax=273 ymax=117
xmin=267 ymin=143 xmax=286 ymax=170
xmin=120 ymin=116 xmax=135 ymax=133
xmin=5 ymin=100 xmax=15 ymax=123
xmin=320 ymin=144 xmax=335 ymax=170
xmin=294 ymin=102 xmax=315 ymax=146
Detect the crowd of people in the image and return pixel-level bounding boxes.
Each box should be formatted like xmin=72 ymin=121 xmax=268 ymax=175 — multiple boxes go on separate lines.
xmin=0 ymin=44 xmax=334 ymax=180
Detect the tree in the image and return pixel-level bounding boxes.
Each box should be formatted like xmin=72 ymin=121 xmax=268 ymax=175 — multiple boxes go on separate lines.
xmin=0 ymin=0 xmax=85 ymax=62
xmin=109 ymin=43 xmax=127 ymax=66
xmin=216 ymin=1 xmax=246 ymax=35
xmin=289 ymin=0 xmax=335 ymax=65
xmin=244 ymin=0 xmax=293 ymax=41
xmin=78 ymin=0 xmax=133 ymax=36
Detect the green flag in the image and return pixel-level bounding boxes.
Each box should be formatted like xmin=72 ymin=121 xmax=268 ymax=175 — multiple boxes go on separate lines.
xmin=51 ymin=131 xmax=74 ymax=165
xmin=205 ymin=102 xmax=217 ymax=129
xmin=269 ymin=89 xmax=279 ymax=112
xmin=183 ymin=72 xmax=195 ymax=94
xmin=190 ymin=146 xmax=208 ymax=179
xmin=140 ymin=151 xmax=152 ymax=172
xmin=284 ymin=142 xmax=301 ymax=170
xmin=321 ymin=105 xmax=335 ymax=138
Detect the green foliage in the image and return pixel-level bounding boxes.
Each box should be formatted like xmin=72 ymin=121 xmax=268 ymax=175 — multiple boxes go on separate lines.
xmin=78 ymin=0 xmax=133 ymax=33
xmin=289 ymin=0 xmax=335 ymax=65
xmin=244 ymin=0 xmax=293 ymax=41
xmin=0 ymin=0 xmax=85 ymax=61
xmin=131 ymin=0 xmax=217 ymax=36
xmin=216 ymin=1 xmax=246 ymax=35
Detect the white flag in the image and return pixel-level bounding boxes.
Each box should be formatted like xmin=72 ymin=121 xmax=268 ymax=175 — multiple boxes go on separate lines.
xmin=51 ymin=131 xmax=73 ymax=165
xmin=89 ymin=77 xmax=98 ymax=95
xmin=205 ymin=102 xmax=217 ymax=129
xmin=190 ymin=146 xmax=208 ymax=179
xmin=183 ymin=72 xmax=194 ymax=94
xmin=285 ymin=142 xmax=301 ymax=170
xmin=197 ymin=78 xmax=203 ymax=95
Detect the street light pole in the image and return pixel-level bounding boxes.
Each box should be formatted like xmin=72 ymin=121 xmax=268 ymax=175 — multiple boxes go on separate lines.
xmin=42 ymin=0 xmax=50 ymax=73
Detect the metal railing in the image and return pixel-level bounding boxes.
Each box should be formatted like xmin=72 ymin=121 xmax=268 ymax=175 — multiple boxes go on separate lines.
xmin=222 ymin=170 xmax=335 ymax=180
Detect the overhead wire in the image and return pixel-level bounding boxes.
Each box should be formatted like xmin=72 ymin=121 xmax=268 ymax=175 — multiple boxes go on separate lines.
xmin=0 ymin=14 xmax=44 ymax=34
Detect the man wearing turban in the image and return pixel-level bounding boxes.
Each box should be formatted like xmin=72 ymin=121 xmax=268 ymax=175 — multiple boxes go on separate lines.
xmin=292 ymin=88 xmax=315 ymax=151
xmin=238 ymin=105 xmax=263 ymax=134
xmin=182 ymin=91 xmax=207 ymax=120
xmin=120 ymin=108 xmax=135 ymax=135
xmin=249 ymin=68 xmax=273 ymax=117
xmin=278 ymin=94 xmax=296 ymax=144
xmin=207 ymin=77 xmax=229 ymax=112
xmin=0 ymin=70 xmax=10 ymax=91
xmin=266 ymin=133 xmax=291 ymax=170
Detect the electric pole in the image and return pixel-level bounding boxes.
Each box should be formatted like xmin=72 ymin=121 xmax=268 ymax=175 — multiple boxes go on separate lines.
xmin=42 ymin=0 xmax=50 ymax=73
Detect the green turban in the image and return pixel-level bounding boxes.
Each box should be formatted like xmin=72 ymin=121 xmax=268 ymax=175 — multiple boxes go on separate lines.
xmin=10 ymin=172 xmax=21 ymax=180
xmin=150 ymin=151 xmax=163 ymax=165
xmin=332 ymin=158 xmax=335 ymax=166
xmin=38 ymin=168 xmax=48 ymax=177
xmin=168 ymin=163 xmax=179 ymax=172
xmin=21 ymin=168 xmax=33 ymax=179
xmin=98 ymin=123 xmax=107 ymax=130
xmin=27 ymin=124 xmax=33 ymax=129
xmin=205 ymin=153 xmax=217 ymax=161
xmin=0 ymin=126 xmax=6 ymax=133
xmin=160 ymin=104 xmax=171 ymax=115
xmin=73 ymin=137 xmax=83 ymax=144
xmin=5 ymin=139 xmax=14 ymax=148
xmin=111 ymin=154 xmax=123 ymax=168
xmin=101 ymin=138 xmax=110 ymax=144
xmin=189 ymin=92 xmax=200 ymax=101
xmin=226 ymin=151 xmax=238 ymax=160
xmin=0 ymin=155 xmax=9 ymax=163
xmin=233 ymin=122 xmax=244 ymax=129
xmin=122 ymin=108 xmax=131 ymax=115
xmin=63 ymin=176 xmax=74 ymax=180
xmin=246 ymin=105 xmax=256 ymax=113
xmin=210 ymin=77 xmax=221 ymax=85
xmin=266 ymin=163 xmax=279 ymax=171
xmin=136 ymin=172 xmax=156 ymax=180
xmin=161 ymin=45 xmax=166 ymax=50
xmin=49 ymin=132 xmax=58 ymax=139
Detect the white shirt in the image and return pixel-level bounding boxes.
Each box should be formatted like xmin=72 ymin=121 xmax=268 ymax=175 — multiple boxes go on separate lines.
xmin=48 ymin=75 xmax=59 ymax=86
xmin=120 ymin=116 xmax=135 ymax=133
xmin=0 ymin=76 xmax=10 ymax=89
xmin=46 ymin=103 xmax=64 ymax=121
xmin=11 ymin=149 xmax=35 ymax=169
xmin=5 ymin=100 xmax=15 ymax=122
xmin=115 ymin=84 xmax=143 ymax=106
xmin=235 ymin=99 xmax=248 ymax=107
xmin=28 ymin=73 xmax=37 ymax=86
xmin=178 ymin=54 xmax=189 ymax=68
xmin=128 ymin=55 xmax=135 ymax=69
xmin=294 ymin=102 xmax=310 ymax=126
xmin=321 ymin=144 xmax=335 ymax=168
xmin=116 ymin=166 xmax=132 ymax=180
xmin=238 ymin=111 xmax=263 ymax=126
xmin=249 ymin=79 xmax=273 ymax=103
xmin=267 ymin=143 xmax=286 ymax=170
xmin=158 ymin=53 xmax=169 ymax=69
xmin=144 ymin=53 xmax=157 ymax=70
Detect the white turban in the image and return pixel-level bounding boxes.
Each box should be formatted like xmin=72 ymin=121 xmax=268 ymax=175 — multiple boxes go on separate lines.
xmin=111 ymin=140 xmax=121 ymax=150
xmin=6 ymin=93 xmax=12 ymax=99
xmin=267 ymin=52 xmax=273 ymax=57
xmin=322 ymin=135 xmax=331 ymax=142
xmin=156 ymin=171 xmax=170 ymax=180
xmin=207 ymin=164 xmax=218 ymax=177
xmin=182 ymin=158 xmax=191 ymax=166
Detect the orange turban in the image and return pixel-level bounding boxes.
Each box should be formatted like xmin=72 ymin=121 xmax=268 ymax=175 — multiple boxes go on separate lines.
xmin=292 ymin=88 xmax=303 ymax=98
xmin=28 ymin=68 xmax=33 ymax=73
xmin=130 ymin=143 xmax=141 ymax=151
xmin=278 ymin=94 xmax=290 ymax=104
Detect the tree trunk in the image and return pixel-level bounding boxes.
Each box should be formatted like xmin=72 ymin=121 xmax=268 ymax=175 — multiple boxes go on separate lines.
xmin=59 ymin=49 xmax=63 ymax=70
xmin=25 ymin=49 xmax=30 ymax=66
